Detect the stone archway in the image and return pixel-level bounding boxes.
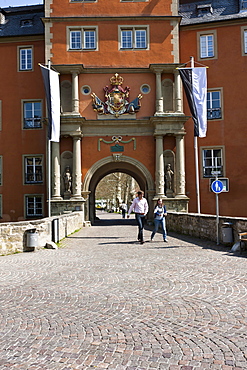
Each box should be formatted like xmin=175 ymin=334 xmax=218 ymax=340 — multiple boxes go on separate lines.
xmin=82 ymin=155 xmax=155 ymax=222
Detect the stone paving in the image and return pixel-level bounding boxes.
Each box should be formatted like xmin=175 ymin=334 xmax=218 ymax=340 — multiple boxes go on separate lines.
xmin=0 ymin=211 xmax=247 ymax=370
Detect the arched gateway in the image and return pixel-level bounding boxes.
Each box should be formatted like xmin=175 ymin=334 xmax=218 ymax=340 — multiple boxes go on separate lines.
xmin=82 ymin=156 xmax=155 ymax=222
xmin=50 ymin=70 xmax=190 ymax=221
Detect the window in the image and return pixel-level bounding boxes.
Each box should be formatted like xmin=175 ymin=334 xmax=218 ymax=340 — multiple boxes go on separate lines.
xmin=120 ymin=27 xmax=148 ymax=49
xmin=25 ymin=195 xmax=43 ymax=217
xmin=0 ymin=157 xmax=1 ymax=186
xmin=69 ymin=27 xmax=97 ymax=50
xmin=200 ymin=34 xmax=214 ymax=58
xmin=21 ymin=19 xmax=33 ymax=27
xmin=24 ymin=156 xmax=43 ymax=184
xmin=207 ymin=90 xmax=222 ymax=120
xmin=202 ymin=148 xmax=223 ymax=178
xmin=121 ymin=0 xmax=148 ymax=2
xmin=23 ymin=101 xmax=42 ymax=128
xmin=19 ymin=47 xmax=33 ymax=71
xmin=242 ymin=28 xmax=247 ymax=54
xmin=140 ymin=84 xmax=151 ymax=94
xmin=0 ymin=100 xmax=2 ymax=131
xmin=240 ymin=0 xmax=247 ymax=11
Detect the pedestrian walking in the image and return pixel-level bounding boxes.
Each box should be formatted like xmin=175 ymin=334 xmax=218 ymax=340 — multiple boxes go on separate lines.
xmin=127 ymin=191 xmax=149 ymax=244
xmin=151 ymin=198 xmax=168 ymax=242
xmin=120 ymin=202 xmax=128 ymax=218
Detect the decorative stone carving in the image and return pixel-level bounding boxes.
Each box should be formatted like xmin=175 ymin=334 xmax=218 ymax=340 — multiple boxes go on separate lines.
xmin=91 ymin=73 xmax=142 ymax=117
xmin=165 ymin=164 xmax=174 ymax=191
xmin=63 ymin=166 xmax=72 ymax=194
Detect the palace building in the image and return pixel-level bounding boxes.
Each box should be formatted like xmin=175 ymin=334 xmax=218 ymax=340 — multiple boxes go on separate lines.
xmin=0 ymin=0 xmax=247 ymax=222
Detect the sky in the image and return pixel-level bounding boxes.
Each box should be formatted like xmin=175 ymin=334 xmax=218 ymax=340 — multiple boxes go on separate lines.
xmin=0 ymin=0 xmax=43 ymax=6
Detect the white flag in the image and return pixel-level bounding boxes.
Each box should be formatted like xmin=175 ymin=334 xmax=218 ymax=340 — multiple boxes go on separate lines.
xmin=40 ymin=64 xmax=60 ymax=142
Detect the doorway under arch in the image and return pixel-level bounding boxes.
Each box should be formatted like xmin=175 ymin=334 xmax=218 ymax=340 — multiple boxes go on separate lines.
xmin=82 ymin=155 xmax=155 ymax=222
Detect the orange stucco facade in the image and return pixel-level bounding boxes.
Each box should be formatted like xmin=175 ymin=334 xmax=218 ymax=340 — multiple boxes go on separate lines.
xmin=1 ymin=0 xmax=247 ymax=222
xmin=180 ymin=19 xmax=247 ymax=217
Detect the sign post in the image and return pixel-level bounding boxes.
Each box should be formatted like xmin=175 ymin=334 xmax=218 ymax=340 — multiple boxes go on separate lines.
xmin=211 ymin=179 xmax=224 ymax=245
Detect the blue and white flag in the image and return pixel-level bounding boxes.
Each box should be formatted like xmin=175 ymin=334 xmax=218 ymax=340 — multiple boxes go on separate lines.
xmin=40 ymin=64 xmax=60 ymax=142
xmin=179 ymin=67 xmax=207 ymax=138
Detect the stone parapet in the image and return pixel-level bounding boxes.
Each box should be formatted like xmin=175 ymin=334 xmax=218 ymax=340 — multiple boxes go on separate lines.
xmin=0 ymin=212 xmax=87 ymax=255
xmin=166 ymin=211 xmax=247 ymax=244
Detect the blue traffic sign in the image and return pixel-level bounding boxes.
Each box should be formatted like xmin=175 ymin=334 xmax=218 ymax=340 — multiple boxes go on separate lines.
xmin=211 ymin=180 xmax=224 ymax=194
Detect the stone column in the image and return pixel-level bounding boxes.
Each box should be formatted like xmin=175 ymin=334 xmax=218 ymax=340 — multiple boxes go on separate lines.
xmin=71 ymin=135 xmax=82 ymax=199
xmin=52 ymin=141 xmax=62 ymax=199
xmin=155 ymin=71 xmax=163 ymax=115
xmin=72 ymin=72 xmax=79 ymax=114
xmin=155 ymin=135 xmax=165 ymax=198
xmin=174 ymin=70 xmax=182 ymax=113
xmin=175 ymin=134 xmax=186 ymax=198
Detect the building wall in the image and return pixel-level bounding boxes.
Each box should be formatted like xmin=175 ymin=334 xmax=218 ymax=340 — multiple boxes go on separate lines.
xmin=180 ymin=19 xmax=247 ymax=217
xmin=0 ymin=35 xmax=46 ymax=222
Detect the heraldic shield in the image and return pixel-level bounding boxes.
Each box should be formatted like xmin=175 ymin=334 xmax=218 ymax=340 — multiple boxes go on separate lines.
xmin=91 ymin=73 xmax=142 ymax=117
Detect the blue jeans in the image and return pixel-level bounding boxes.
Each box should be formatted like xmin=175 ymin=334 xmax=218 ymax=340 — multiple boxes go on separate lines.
xmin=135 ymin=213 xmax=145 ymax=242
xmin=151 ymin=217 xmax=167 ymax=240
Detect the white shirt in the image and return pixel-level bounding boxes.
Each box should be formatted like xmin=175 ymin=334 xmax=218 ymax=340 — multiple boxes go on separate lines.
xmin=128 ymin=197 xmax=149 ymax=215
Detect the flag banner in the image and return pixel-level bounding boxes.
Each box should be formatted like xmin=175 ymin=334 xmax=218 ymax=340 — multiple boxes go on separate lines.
xmin=179 ymin=67 xmax=207 ymax=138
xmin=40 ymin=64 xmax=60 ymax=142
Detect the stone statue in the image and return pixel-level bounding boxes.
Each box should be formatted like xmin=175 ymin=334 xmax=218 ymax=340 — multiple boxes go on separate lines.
xmin=165 ymin=163 xmax=174 ymax=191
xmin=63 ymin=166 xmax=72 ymax=193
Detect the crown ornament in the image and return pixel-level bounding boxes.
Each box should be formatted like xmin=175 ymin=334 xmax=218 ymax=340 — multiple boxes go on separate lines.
xmin=110 ymin=73 xmax=123 ymax=86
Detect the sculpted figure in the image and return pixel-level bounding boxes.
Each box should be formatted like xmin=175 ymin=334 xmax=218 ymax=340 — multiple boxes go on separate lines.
xmin=63 ymin=166 xmax=72 ymax=192
xmin=165 ymin=164 xmax=174 ymax=190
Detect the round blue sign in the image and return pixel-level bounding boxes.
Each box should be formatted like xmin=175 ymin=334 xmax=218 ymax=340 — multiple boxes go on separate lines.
xmin=211 ymin=180 xmax=224 ymax=193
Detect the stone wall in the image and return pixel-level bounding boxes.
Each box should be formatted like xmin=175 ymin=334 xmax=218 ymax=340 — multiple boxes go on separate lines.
xmin=166 ymin=212 xmax=247 ymax=244
xmin=0 ymin=212 xmax=88 ymax=255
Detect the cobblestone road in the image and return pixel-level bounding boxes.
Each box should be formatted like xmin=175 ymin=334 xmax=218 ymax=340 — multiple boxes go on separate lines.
xmin=0 ymin=211 xmax=247 ymax=370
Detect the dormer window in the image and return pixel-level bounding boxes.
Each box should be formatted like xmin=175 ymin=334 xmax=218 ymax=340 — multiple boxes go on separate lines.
xmin=0 ymin=11 xmax=6 ymax=25
xmin=196 ymin=4 xmax=213 ymax=16
xmin=21 ymin=19 xmax=33 ymax=27
xmin=240 ymin=0 xmax=247 ymax=11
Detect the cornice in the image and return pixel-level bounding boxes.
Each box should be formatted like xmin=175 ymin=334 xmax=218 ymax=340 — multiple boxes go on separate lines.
xmin=42 ymin=15 xmax=181 ymax=23
xmin=180 ymin=17 xmax=247 ymax=31
xmin=53 ymin=64 xmax=183 ymax=74
xmin=0 ymin=34 xmax=44 ymax=44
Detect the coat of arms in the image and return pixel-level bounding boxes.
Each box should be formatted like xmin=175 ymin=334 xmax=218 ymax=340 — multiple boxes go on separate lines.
xmin=91 ymin=73 xmax=142 ymax=117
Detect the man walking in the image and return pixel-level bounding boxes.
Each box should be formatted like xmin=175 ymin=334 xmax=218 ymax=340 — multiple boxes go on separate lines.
xmin=127 ymin=191 xmax=149 ymax=244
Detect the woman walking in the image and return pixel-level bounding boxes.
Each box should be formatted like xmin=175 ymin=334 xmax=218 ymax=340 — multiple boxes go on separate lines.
xmin=151 ymin=198 xmax=168 ymax=242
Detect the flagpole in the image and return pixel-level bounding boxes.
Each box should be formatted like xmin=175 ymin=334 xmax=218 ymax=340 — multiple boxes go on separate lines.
xmin=47 ymin=60 xmax=51 ymax=218
xmin=191 ymin=56 xmax=201 ymax=214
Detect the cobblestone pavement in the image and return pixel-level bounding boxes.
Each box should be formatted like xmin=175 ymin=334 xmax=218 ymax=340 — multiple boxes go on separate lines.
xmin=0 ymin=211 xmax=247 ymax=370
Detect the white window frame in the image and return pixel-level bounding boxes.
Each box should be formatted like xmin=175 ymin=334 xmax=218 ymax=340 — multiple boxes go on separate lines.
xmin=22 ymin=100 xmax=42 ymax=129
xmin=200 ymin=34 xmax=214 ymax=58
xmin=240 ymin=0 xmax=247 ymax=11
xmin=198 ymin=30 xmax=217 ymax=60
xmin=207 ymin=89 xmax=223 ymax=120
xmin=119 ymin=25 xmax=149 ymax=50
xmin=201 ymin=147 xmax=224 ymax=178
xmin=0 ymin=100 xmax=2 ymax=131
xmin=241 ymin=27 xmax=247 ymax=55
xmin=25 ymin=195 xmax=43 ymax=218
xmin=0 ymin=156 xmax=2 ymax=186
xmin=68 ymin=26 xmax=98 ymax=50
xmin=24 ymin=155 xmax=43 ymax=184
xmin=121 ymin=0 xmax=148 ymax=2
xmin=18 ymin=46 xmax=33 ymax=71
xmin=70 ymin=0 xmax=96 ymax=2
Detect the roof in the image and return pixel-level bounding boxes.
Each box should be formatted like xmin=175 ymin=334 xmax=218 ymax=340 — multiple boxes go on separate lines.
xmin=0 ymin=5 xmax=44 ymax=37
xmin=179 ymin=0 xmax=247 ymax=25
